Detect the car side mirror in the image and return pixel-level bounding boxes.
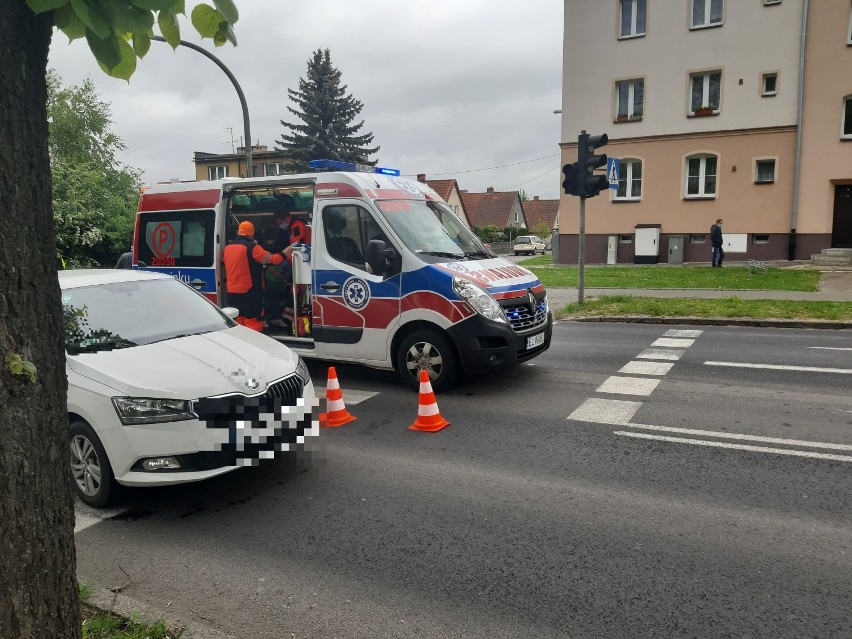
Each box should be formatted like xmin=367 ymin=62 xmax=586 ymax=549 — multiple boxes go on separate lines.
xmin=365 ymin=239 xmax=397 ymax=278
xmin=222 ymin=307 xmax=240 ymax=320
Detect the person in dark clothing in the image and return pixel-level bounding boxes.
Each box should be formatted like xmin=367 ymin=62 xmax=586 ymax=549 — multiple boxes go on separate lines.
xmin=224 ymin=221 xmax=293 ymax=331
xmin=115 ymin=251 xmax=133 ymax=269
xmin=710 ymin=218 xmax=724 ymax=267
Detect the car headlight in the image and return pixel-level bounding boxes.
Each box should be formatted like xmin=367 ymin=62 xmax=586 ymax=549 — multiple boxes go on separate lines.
xmin=453 ymin=277 xmax=507 ymax=324
xmin=112 ymin=397 xmax=195 ymax=425
xmin=295 ymin=356 xmax=311 ymax=384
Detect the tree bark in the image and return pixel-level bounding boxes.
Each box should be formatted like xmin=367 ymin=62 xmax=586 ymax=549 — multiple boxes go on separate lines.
xmin=0 ymin=4 xmax=82 ymax=639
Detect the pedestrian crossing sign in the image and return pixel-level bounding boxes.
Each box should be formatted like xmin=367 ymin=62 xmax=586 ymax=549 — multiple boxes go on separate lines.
xmin=607 ymin=158 xmax=620 ymax=189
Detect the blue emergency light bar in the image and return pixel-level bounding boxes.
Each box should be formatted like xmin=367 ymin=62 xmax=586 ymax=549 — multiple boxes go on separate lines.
xmin=309 ymin=159 xmax=400 ymax=176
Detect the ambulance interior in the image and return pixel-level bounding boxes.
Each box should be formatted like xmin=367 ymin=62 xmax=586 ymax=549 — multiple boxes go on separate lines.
xmin=225 ymin=184 xmax=315 ymax=339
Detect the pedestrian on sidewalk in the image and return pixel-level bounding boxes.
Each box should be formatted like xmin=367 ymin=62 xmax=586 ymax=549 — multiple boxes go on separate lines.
xmin=711 ymin=218 xmax=725 ymax=267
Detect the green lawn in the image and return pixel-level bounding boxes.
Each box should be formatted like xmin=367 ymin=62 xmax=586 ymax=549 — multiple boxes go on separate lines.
xmin=556 ymin=295 xmax=852 ymax=321
xmin=519 ymin=257 xmax=819 ymax=291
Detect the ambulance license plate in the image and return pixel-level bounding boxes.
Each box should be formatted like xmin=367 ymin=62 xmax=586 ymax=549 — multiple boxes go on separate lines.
xmin=526 ymin=332 xmax=545 ymax=350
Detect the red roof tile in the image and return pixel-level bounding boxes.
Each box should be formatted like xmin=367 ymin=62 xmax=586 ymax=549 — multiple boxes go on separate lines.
xmin=523 ymin=197 xmax=559 ymax=231
xmin=459 ymin=190 xmax=520 ymax=228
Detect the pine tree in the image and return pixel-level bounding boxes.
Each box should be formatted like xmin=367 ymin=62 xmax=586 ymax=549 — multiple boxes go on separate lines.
xmin=278 ymin=48 xmax=380 ymax=171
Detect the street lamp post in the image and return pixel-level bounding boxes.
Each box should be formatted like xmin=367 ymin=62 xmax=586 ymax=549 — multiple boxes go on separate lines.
xmin=150 ymin=36 xmax=253 ymax=177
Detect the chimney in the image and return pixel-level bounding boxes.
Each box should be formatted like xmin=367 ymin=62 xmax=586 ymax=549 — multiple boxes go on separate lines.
xmin=486 ymin=187 xmax=495 ymax=193
xmin=534 ymin=196 xmax=540 ymax=201
xmin=417 ymin=173 xmax=426 ymax=183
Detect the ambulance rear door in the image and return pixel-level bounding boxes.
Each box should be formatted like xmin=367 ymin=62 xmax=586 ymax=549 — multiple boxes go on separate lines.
xmin=311 ymin=199 xmax=402 ymax=364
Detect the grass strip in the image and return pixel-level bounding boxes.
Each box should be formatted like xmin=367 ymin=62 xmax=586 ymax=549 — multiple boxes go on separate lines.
xmin=79 ymin=582 xmax=178 ymax=639
xmin=519 ymin=258 xmax=820 ymax=292
xmin=556 ymin=295 xmax=852 ymax=321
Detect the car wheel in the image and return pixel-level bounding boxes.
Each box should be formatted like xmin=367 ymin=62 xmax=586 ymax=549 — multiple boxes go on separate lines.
xmin=396 ymin=330 xmax=458 ymax=392
xmin=69 ymin=420 xmax=118 ymax=508
xmin=515 ymin=252 xmax=520 ymax=256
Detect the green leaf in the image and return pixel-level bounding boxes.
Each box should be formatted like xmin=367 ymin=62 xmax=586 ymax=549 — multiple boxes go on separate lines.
xmin=132 ymin=31 xmax=151 ymax=57
xmin=212 ymin=0 xmax=238 ymax=25
xmin=191 ymin=3 xmax=225 ymax=38
xmin=55 ymin=2 xmax=86 ymax=40
xmin=97 ymin=37 xmax=137 ymax=80
xmin=130 ymin=0 xmax=177 ymax=10
xmin=115 ymin=6 xmax=155 ymax=34
xmin=158 ymin=8 xmax=180 ymax=48
xmin=86 ymin=27 xmax=122 ymax=70
xmin=213 ymin=21 xmax=229 ymax=46
xmin=70 ymin=0 xmax=111 ymax=39
xmin=25 ymin=0 xmax=68 ymax=14
xmin=172 ymin=0 xmax=185 ymax=14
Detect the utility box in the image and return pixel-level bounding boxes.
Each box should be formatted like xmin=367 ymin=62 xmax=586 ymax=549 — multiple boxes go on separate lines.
xmin=634 ymin=225 xmax=661 ymax=264
xmin=667 ymin=235 xmax=685 ymax=265
xmin=607 ymin=235 xmax=618 ymax=265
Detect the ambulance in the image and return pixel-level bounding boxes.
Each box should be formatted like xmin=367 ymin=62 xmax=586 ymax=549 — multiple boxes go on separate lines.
xmin=133 ymin=161 xmax=552 ymax=391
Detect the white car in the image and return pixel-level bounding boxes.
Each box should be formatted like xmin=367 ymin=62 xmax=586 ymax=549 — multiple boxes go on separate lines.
xmin=513 ymin=235 xmax=546 ymax=256
xmin=62 ymin=270 xmax=317 ymax=507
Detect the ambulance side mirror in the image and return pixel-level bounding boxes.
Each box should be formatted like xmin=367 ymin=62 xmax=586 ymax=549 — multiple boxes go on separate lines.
xmin=366 ymin=239 xmax=397 ymax=278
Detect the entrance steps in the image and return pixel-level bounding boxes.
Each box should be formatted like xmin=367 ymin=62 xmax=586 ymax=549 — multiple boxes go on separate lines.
xmin=811 ymin=248 xmax=852 ymax=266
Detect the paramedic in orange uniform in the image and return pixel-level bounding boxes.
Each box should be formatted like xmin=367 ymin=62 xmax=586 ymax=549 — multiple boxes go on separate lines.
xmin=224 ymin=221 xmax=295 ymax=331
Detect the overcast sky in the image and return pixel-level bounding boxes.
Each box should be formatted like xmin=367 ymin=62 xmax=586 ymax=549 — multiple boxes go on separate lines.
xmin=48 ymin=1 xmax=564 ymax=199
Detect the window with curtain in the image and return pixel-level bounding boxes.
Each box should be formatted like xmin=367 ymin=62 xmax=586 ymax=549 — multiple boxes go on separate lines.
xmin=755 ymin=160 xmax=776 ymax=183
xmin=616 ymin=79 xmax=644 ymax=118
xmin=620 ymin=0 xmax=647 ymax=38
xmin=207 ymin=165 xmax=228 ymax=180
xmin=692 ymin=0 xmax=723 ymax=28
xmin=686 ymin=155 xmax=717 ymax=197
xmin=690 ymin=71 xmax=721 ymax=113
xmin=615 ymin=160 xmax=643 ymax=200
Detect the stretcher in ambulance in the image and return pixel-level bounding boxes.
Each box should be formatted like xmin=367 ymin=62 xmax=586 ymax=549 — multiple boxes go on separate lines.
xmin=134 ymin=162 xmax=552 ymax=390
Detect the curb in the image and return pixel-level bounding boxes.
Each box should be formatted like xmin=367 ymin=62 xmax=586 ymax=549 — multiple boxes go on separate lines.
xmin=87 ymin=587 xmax=238 ymax=639
xmin=560 ymin=316 xmax=852 ymax=329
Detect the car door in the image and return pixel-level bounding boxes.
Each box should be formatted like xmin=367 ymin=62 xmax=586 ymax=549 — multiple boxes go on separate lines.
xmin=312 ymin=200 xmax=402 ymax=363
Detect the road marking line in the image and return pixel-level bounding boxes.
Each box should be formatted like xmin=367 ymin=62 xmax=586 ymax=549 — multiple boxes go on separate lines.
xmin=704 ymin=361 xmax=852 ymax=375
xmin=651 ymin=338 xmax=695 ymax=348
xmin=74 ymin=513 xmax=102 ymax=533
xmin=807 ymin=347 xmax=852 ymax=351
xmin=596 ymin=376 xmax=660 ymax=397
xmin=619 ymin=361 xmax=674 ymax=376
xmin=625 ymin=422 xmax=852 ymax=452
xmin=637 ymin=347 xmax=684 ymax=361
xmin=569 ymin=398 xmax=642 ymax=425
xmin=315 ymin=388 xmax=380 ymax=405
xmin=664 ymin=329 xmax=703 ymax=338
xmin=614 ymin=431 xmax=852 ymax=463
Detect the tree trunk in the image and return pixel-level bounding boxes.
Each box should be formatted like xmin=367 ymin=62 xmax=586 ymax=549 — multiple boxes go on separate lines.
xmin=0 ymin=4 xmax=82 ymax=639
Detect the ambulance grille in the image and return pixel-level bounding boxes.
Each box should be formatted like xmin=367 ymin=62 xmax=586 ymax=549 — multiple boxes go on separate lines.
xmin=502 ymin=297 xmax=548 ymax=333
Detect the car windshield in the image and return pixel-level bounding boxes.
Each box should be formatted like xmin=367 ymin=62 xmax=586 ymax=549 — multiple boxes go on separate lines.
xmin=376 ymin=200 xmax=493 ymax=262
xmin=63 ymin=278 xmax=232 ymax=355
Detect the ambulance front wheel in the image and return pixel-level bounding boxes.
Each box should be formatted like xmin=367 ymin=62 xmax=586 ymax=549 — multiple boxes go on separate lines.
xmin=396 ymin=330 xmax=458 ymax=392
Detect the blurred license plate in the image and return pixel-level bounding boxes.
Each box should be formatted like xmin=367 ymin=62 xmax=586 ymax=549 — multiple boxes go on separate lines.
xmin=526 ymin=332 xmax=545 ymax=350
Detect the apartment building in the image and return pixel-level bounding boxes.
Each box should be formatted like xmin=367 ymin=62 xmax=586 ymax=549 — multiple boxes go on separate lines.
xmin=193 ymin=145 xmax=289 ymax=181
xmin=557 ymin=0 xmax=852 ymax=264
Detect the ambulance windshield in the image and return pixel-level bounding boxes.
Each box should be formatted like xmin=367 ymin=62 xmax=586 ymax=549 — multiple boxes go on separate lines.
xmin=376 ymin=200 xmax=493 ymax=262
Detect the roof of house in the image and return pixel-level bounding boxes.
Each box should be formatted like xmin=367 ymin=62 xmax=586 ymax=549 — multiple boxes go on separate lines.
xmin=459 ymin=188 xmax=521 ymax=228
xmin=523 ymin=196 xmax=559 ymax=231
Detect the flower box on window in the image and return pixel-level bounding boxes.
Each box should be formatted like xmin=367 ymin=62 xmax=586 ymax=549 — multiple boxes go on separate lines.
xmin=693 ymin=106 xmax=716 ymax=117
xmin=615 ymin=113 xmax=630 ymax=123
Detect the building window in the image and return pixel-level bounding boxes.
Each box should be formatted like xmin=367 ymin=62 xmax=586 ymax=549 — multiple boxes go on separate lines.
xmin=208 ymin=165 xmax=228 ymax=180
xmin=685 ymin=154 xmax=718 ymax=198
xmin=619 ymin=0 xmax=646 ymax=38
xmin=691 ymin=234 xmax=707 ymax=244
xmin=615 ymin=79 xmax=644 ymax=120
xmin=690 ymin=71 xmax=721 ymax=114
xmin=691 ymin=0 xmax=723 ymax=28
xmin=755 ymin=159 xmax=776 ymax=183
xmin=619 ymin=235 xmax=633 ymax=244
xmin=614 ymin=159 xmax=642 ymax=200
xmin=753 ymin=234 xmax=770 ymax=243
xmin=844 ymin=96 xmax=852 ymax=138
xmin=265 ymin=163 xmax=287 ymax=176
xmin=848 ymin=6 xmax=852 ymax=44
xmin=761 ymin=73 xmax=778 ymax=96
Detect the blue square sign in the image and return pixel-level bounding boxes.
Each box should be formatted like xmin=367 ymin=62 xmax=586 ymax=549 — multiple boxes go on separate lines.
xmin=607 ymin=158 xmax=620 ymax=189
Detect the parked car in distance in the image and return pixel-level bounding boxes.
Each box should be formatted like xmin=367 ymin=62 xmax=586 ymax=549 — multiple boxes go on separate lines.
xmin=62 ymin=269 xmax=317 ymax=507
xmin=514 ymin=235 xmax=546 ymax=256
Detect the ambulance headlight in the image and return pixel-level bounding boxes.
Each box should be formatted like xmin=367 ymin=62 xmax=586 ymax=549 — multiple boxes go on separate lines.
xmin=453 ymin=277 xmax=507 ymax=324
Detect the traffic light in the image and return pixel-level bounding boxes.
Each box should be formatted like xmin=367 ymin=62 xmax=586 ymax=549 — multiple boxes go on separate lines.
xmin=577 ymin=132 xmax=609 ymax=198
xmin=562 ymin=163 xmax=579 ymax=196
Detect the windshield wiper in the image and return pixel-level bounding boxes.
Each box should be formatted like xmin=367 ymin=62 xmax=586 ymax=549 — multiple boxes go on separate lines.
xmin=418 ymin=250 xmax=466 ymax=259
xmin=463 ymin=250 xmax=493 ymax=259
xmin=153 ymin=329 xmax=214 ymax=343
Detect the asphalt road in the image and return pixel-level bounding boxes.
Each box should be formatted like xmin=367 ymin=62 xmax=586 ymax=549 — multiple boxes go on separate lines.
xmin=74 ymin=322 xmax=852 ymax=638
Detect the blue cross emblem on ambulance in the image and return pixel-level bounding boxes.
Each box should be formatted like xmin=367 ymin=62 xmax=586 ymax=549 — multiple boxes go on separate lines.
xmin=342 ymin=277 xmax=370 ymax=310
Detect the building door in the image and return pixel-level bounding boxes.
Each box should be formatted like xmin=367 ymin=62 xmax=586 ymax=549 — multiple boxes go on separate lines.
xmin=667 ymin=235 xmax=685 ymax=265
xmin=832 ymin=185 xmax=852 ymax=248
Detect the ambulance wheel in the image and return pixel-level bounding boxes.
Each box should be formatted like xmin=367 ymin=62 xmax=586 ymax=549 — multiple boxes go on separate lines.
xmin=69 ymin=420 xmax=118 ymax=508
xmin=397 ymin=330 xmax=458 ymax=392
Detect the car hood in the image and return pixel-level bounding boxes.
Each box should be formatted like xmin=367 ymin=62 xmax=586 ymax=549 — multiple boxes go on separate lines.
xmin=67 ymin=326 xmax=299 ymax=399
xmin=435 ymin=257 xmax=542 ymax=294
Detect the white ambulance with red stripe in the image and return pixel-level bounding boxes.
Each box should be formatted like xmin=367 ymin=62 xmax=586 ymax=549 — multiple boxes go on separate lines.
xmin=134 ymin=161 xmax=552 ymax=391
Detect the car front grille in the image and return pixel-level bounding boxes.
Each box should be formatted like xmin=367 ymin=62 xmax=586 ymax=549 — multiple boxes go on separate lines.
xmin=502 ymin=295 xmax=548 ymax=333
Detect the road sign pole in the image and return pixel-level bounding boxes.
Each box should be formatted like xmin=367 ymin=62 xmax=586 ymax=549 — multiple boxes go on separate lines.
xmin=578 ymin=195 xmax=586 ymax=305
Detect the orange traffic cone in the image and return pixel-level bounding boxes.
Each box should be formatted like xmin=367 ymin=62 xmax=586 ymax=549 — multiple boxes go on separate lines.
xmin=319 ymin=367 xmax=357 ymax=428
xmin=409 ymin=369 xmax=450 ymax=432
